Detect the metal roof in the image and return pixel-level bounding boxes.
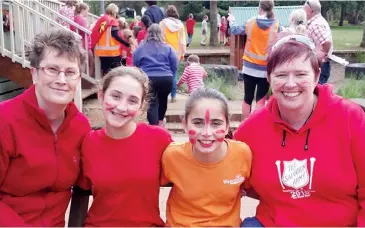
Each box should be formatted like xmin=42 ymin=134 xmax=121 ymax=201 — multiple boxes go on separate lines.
xmin=230 ymin=5 xmax=303 ymax=27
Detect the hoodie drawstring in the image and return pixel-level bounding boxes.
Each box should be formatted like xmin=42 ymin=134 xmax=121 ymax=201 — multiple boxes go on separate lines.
xmin=304 ymin=129 xmax=311 ymax=151
xmin=281 ymin=130 xmax=286 ymax=147
xmin=281 ymin=129 xmax=311 ymax=151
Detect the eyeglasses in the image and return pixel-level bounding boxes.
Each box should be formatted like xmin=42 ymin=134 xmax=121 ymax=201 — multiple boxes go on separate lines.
xmin=306 ymin=1 xmax=312 ymax=8
xmin=38 ymin=66 xmax=80 ymax=80
xmin=306 ymin=1 xmax=313 ymax=12
xmin=272 ymin=34 xmax=316 ymax=52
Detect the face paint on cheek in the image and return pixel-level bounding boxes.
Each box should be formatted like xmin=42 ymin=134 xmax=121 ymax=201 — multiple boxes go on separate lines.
xmin=215 ymin=129 xmax=226 ymax=142
xmin=188 ymin=130 xmax=197 ymax=144
xmin=128 ymin=110 xmax=138 ymax=117
xmin=104 ymin=101 xmax=114 ymax=111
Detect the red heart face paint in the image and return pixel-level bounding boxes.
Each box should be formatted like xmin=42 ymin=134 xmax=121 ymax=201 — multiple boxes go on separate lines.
xmin=128 ymin=110 xmax=137 ymax=118
xmin=188 ymin=130 xmax=197 ymax=144
xmin=104 ymin=101 xmax=137 ymax=118
xmin=215 ymin=129 xmax=226 ymax=142
xmin=104 ymin=101 xmax=114 ymax=110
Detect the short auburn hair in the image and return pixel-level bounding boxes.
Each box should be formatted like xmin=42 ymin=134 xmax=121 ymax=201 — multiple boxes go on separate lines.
xmin=267 ymin=37 xmax=321 ymax=81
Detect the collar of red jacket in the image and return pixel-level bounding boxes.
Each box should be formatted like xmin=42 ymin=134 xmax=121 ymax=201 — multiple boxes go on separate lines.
xmin=22 ymin=85 xmax=79 ymax=133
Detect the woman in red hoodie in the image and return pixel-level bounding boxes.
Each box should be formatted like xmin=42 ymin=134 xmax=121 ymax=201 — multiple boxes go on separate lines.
xmin=0 ymin=29 xmax=91 ymax=226
xmin=77 ymin=66 xmax=172 ymax=226
xmin=234 ymin=34 xmax=365 ymax=227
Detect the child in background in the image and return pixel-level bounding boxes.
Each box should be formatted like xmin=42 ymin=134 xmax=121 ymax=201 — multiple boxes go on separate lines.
xmin=161 ymin=88 xmax=252 ymax=227
xmin=201 ymin=15 xmax=208 ymax=46
xmin=118 ymin=17 xmax=128 ymax=31
xmin=220 ymin=16 xmax=227 ymax=45
xmin=129 ymin=15 xmax=142 ymax=30
xmin=185 ymin=13 xmax=196 ymax=47
xmin=177 ymin=54 xmax=207 ymax=95
xmin=136 ymin=15 xmax=152 ymax=44
xmin=120 ymin=29 xmax=137 ymax=66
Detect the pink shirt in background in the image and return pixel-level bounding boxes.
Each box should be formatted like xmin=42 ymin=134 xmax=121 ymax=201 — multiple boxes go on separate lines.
xmin=72 ymin=15 xmax=91 ymax=50
xmin=137 ymin=27 xmax=147 ymax=44
xmin=177 ymin=63 xmax=207 ymax=94
xmin=57 ymin=6 xmax=75 ymax=29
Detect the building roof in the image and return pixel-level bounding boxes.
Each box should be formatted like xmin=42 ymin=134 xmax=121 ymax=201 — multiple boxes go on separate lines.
xmin=230 ymin=5 xmax=303 ymax=27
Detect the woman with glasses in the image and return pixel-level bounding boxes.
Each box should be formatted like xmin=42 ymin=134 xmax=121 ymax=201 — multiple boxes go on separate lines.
xmin=0 ymin=29 xmax=91 ymax=226
xmin=234 ymin=34 xmax=365 ymax=226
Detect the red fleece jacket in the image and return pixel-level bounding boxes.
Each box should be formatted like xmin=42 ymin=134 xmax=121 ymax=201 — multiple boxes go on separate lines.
xmin=0 ymin=86 xmax=91 ymax=226
xmin=234 ymin=84 xmax=365 ymax=226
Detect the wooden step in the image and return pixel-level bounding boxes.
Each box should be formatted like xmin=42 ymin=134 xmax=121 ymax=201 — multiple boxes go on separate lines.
xmin=82 ymin=88 xmax=98 ymax=99
xmin=0 ymin=55 xmax=32 ymax=88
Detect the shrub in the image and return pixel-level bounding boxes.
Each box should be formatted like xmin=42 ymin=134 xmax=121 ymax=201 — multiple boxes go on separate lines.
xmin=176 ymin=62 xmax=241 ymax=100
xmin=204 ymin=70 xmax=241 ymax=100
xmin=336 ymin=76 xmax=365 ymax=99
xmin=355 ymin=51 xmax=365 ymax=63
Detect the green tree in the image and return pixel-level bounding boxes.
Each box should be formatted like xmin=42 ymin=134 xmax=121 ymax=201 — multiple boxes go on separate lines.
xmin=361 ymin=24 xmax=365 ymax=48
xmin=181 ymin=1 xmax=204 ymax=21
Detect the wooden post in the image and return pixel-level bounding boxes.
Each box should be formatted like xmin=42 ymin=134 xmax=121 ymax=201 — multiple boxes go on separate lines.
xmin=74 ymin=80 xmax=82 ymax=111
xmin=230 ymin=35 xmax=246 ymax=71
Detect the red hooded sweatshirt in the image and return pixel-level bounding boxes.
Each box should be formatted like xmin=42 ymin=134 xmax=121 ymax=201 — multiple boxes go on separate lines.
xmin=0 ymin=86 xmax=91 ymax=226
xmin=234 ymin=84 xmax=365 ymax=226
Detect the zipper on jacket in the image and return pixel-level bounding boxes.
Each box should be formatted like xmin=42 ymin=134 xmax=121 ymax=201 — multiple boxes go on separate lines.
xmin=53 ymin=134 xmax=59 ymax=187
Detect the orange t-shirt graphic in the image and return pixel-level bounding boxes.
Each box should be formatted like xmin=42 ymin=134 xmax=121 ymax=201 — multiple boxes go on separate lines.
xmin=161 ymin=139 xmax=252 ymax=227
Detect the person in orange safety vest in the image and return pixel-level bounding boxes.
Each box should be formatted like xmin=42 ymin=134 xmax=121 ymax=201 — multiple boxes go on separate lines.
xmin=229 ymin=0 xmax=281 ymax=120
xmin=91 ymin=3 xmax=130 ymax=74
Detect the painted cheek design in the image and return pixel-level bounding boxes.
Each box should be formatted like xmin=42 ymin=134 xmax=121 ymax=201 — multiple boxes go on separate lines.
xmin=188 ymin=130 xmax=197 ymax=145
xmin=215 ymin=129 xmax=226 ymax=142
xmin=128 ymin=110 xmax=138 ymax=118
xmin=104 ymin=101 xmax=115 ymax=111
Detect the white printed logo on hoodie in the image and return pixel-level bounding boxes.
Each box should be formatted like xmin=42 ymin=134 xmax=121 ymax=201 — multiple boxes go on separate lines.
xmin=275 ymin=157 xmax=316 ymax=199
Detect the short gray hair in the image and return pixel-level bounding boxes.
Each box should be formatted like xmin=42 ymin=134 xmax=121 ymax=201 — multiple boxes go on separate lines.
xmin=307 ymin=0 xmax=321 ymax=14
xmin=146 ymin=24 xmax=164 ymax=42
xmin=29 ymin=29 xmax=86 ymax=71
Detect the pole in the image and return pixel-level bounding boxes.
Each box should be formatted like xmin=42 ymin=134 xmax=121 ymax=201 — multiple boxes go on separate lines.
xmin=100 ymin=0 xmax=104 ymax=15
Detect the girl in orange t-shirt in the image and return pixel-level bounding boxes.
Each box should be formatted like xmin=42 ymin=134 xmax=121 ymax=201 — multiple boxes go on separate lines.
xmin=161 ymin=88 xmax=252 ymax=227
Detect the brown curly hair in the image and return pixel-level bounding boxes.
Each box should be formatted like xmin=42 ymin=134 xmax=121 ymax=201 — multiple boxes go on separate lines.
xmin=29 ymin=29 xmax=86 ymax=72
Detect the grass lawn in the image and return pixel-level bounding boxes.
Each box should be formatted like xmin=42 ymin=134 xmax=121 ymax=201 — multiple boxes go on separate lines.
xmin=331 ymin=25 xmax=363 ymax=50
xmin=185 ymin=23 xmax=364 ymax=50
